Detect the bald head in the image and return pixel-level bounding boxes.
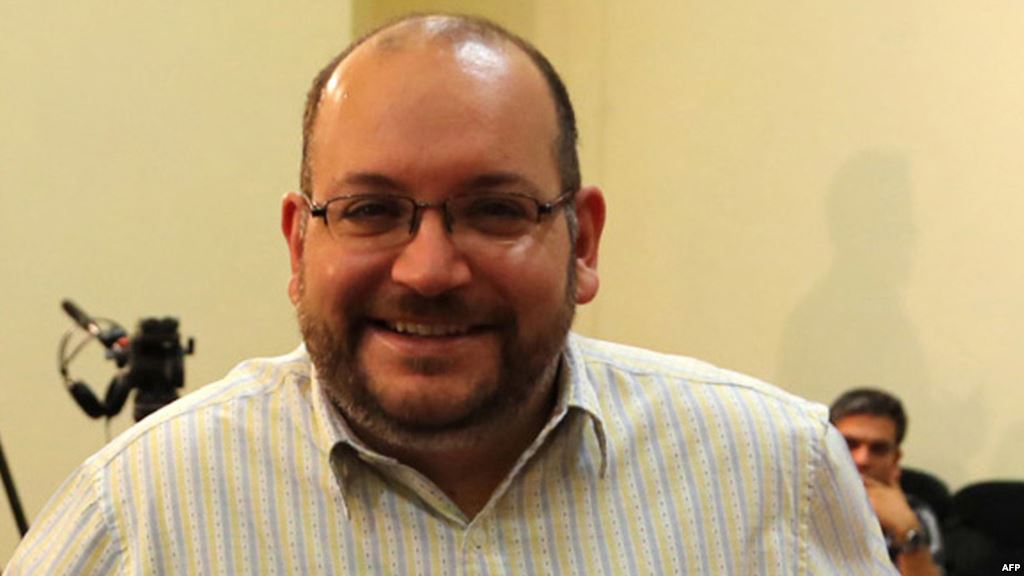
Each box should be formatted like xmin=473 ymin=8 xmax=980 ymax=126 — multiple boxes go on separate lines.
xmin=299 ymin=14 xmax=579 ymax=201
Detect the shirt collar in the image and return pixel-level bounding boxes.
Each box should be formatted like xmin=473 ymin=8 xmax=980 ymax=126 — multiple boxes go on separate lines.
xmin=562 ymin=333 xmax=608 ymax=476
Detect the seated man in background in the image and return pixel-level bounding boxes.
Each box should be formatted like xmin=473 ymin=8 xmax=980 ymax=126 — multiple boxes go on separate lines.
xmin=831 ymin=388 xmax=944 ymax=576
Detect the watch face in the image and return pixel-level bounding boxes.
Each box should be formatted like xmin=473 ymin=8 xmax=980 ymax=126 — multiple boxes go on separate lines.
xmin=900 ymin=529 xmax=928 ymax=554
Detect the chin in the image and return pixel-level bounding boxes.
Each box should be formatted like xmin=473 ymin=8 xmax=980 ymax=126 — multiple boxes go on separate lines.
xmin=372 ymin=378 xmax=498 ymax=429
xmin=339 ymin=390 xmax=508 ymax=453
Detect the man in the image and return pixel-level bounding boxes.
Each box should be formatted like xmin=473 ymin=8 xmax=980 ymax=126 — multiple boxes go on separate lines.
xmin=831 ymin=388 xmax=944 ymax=576
xmin=7 ymin=14 xmax=894 ymax=574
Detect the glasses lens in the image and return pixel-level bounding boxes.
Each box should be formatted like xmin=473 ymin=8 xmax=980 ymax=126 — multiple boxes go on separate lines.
xmin=327 ymin=195 xmax=413 ymax=238
xmin=450 ymin=194 xmax=539 ymax=238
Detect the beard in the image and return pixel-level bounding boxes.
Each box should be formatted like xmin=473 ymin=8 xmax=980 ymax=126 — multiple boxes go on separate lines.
xmin=296 ymin=265 xmax=576 ymax=454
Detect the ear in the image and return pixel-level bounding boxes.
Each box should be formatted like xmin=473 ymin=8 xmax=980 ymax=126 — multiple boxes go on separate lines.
xmin=571 ymin=186 xmax=605 ymax=304
xmin=281 ymin=192 xmax=306 ymax=304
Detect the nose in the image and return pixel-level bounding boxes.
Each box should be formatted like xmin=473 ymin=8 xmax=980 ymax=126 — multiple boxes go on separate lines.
xmin=390 ymin=210 xmax=472 ymax=296
xmin=850 ymin=445 xmax=871 ymax=469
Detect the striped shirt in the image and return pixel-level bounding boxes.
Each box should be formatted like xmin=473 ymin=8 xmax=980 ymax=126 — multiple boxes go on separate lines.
xmin=6 ymin=334 xmax=895 ymax=575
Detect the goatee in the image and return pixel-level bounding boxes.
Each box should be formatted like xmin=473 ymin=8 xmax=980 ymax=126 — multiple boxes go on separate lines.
xmin=297 ymin=269 xmax=575 ymax=454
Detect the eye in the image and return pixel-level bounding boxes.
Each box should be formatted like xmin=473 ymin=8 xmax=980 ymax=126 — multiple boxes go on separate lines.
xmin=868 ymin=442 xmax=893 ymax=456
xmin=325 ymin=195 xmax=411 ymax=237
xmin=455 ymin=194 xmax=538 ymax=237
xmin=462 ymin=195 xmax=533 ymax=220
xmin=340 ymin=196 xmax=407 ymax=221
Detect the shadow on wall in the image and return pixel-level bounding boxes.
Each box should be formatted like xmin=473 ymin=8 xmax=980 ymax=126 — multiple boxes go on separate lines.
xmin=775 ymin=150 xmax=977 ymax=483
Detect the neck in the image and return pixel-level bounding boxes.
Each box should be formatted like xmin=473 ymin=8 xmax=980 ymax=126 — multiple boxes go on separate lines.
xmin=403 ymin=413 xmax=548 ymax=517
xmin=354 ymin=368 xmax=560 ymax=518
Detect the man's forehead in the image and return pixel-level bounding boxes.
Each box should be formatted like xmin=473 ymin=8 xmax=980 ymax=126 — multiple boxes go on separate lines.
xmin=366 ymin=15 xmax=508 ymax=53
xmin=303 ymin=17 xmax=563 ymax=198
xmin=310 ymin=22 xmax=557 ymax=154
xmin=328 ymin=19 xmax=517 ymax=92
xmin=835 ymin=413 xmax=899 ymax=442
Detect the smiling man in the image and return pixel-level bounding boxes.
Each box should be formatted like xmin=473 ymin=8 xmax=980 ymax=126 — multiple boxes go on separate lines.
xmin=281 ymin=26 xmax=591 ymax=515
xmin=8 ymin=14 xmax=894 ymax=575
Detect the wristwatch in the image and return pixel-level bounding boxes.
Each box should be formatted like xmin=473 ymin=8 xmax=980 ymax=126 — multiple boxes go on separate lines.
xmin=897 ymin=528 xmax=929 ymax=555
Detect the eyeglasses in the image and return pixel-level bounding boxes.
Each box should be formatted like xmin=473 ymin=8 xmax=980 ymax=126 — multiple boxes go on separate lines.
xmin=303 ymin=190 xmax=575 ymax=249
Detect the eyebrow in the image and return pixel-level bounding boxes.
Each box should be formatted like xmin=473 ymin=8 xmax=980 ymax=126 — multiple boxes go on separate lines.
xmin=328 ymin=172 xmax=407 ymax=195
xmin=460 ymin=172 xmax=544 ymax=195
xmin=326 ymin=171 xmax=545 ymax=197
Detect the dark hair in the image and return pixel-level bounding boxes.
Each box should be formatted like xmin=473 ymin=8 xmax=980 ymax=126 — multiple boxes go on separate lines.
xmin=299 ymin=13 xmax=580 ymax=206
xmin=829 ymin=388 xmax=908 ymax=445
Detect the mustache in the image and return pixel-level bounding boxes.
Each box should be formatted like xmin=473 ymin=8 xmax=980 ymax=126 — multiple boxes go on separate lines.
xmin=359 ymin=291 xmax=514 ymax=326
xmin=389 ymin=292 xmax=473 ymax=318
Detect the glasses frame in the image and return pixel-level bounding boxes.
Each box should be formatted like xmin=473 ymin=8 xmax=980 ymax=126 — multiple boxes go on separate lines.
xmin=302 ymin=189 xmax=577 ymax=240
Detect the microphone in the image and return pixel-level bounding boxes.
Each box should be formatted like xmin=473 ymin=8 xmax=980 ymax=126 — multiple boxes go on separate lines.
xmin=61 ymin=299 xmax=128 ymax=363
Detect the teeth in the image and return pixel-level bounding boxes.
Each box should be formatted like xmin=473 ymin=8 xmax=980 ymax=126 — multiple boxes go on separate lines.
xmin=390 ymin=322 xmax=471 ymax=337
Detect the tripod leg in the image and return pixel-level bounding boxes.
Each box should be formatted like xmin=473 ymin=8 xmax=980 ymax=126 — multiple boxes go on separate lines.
xmin=0 ymin=431 xmax=30 ymax=537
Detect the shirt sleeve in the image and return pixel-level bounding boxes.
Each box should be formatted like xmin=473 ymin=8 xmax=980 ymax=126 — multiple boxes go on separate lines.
xmin=914 ymin=499 xmax=945 ymax=566
xmin=804 ymin=421 xmax=898 ymax=575
xmin=4 ymin=465 xmax=122 ymax=575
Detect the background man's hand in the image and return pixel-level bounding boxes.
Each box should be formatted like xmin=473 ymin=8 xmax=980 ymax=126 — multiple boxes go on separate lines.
xmin=862 ymin=469 xmax=921 ymax=538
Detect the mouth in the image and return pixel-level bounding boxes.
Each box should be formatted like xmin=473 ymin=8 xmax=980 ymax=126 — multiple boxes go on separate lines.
xmin=361 ymin=318 xmax=498 ymax=359
xmin=386 ymin=321 xmax=475 ymax=337
xmin=365 ymin=317 xmax=497 ymax=338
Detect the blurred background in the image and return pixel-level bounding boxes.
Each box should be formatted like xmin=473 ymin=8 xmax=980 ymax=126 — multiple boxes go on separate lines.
xmin=3 ymin=0 xmax=1023 ymax=558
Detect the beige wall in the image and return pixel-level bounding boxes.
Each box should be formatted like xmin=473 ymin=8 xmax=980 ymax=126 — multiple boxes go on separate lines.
xmin=545 ymin=1 xmax=1024 ymax=491
xmin=4 ymin=0 xmax=1023 ymax=560
xmin=0 ymin=0 xmax=351 ymax=558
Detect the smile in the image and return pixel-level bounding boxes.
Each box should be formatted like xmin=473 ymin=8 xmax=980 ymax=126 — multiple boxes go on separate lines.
xmin=387 ymin=321 xmax=473 ymax=337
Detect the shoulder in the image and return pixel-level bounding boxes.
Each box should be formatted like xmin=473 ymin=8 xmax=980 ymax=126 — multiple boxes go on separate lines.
xmin=5 ymin=348 xmax=313 ymax=574
xmin=568 ymin=333 xmax=828 ymax=430
xmin=82 ymin=346 xmax=311 ymax=473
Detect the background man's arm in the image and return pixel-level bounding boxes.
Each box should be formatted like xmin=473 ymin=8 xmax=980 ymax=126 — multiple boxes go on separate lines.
xmin=864 ymin=474 xmax=942 ymax=576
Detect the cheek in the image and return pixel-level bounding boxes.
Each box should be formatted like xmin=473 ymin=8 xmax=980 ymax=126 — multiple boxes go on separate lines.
xmin=478 ymin=238 xmax=571 ymax=321
xmin=300 ymin=245 xmax=390 ymax=314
